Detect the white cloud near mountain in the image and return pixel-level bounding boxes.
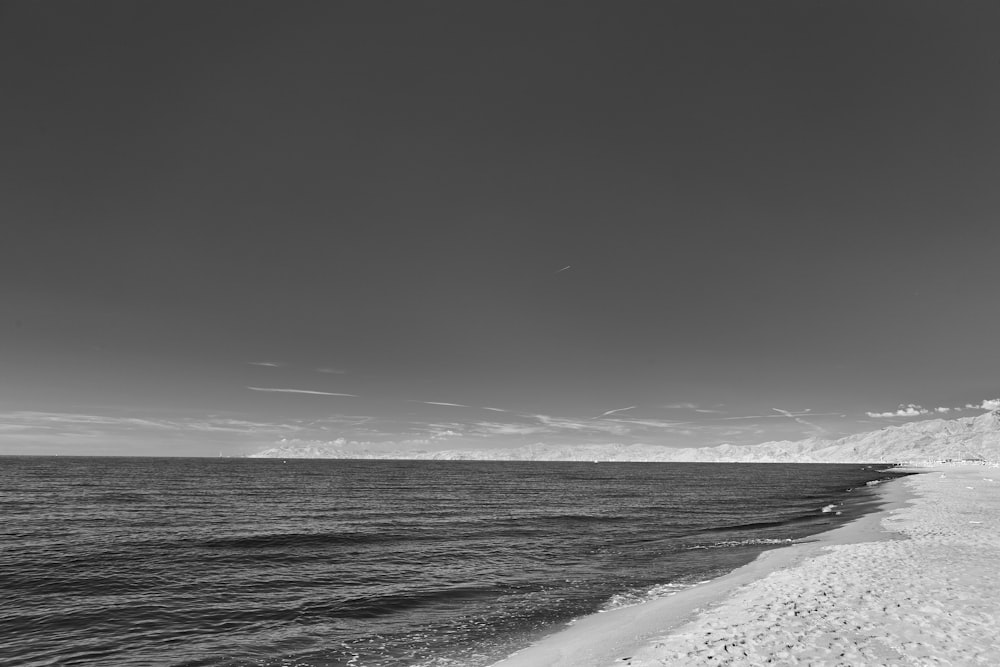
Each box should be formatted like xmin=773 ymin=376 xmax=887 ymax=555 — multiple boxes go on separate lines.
xmin=866 ymin=404 xmax=930 ymax=418
xmin=867 ymin=398 xmax=1000 ymax=418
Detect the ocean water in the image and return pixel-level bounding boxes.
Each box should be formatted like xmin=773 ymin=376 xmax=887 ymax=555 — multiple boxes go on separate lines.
xmin=0 ymin=457 xmax=906 ymax=666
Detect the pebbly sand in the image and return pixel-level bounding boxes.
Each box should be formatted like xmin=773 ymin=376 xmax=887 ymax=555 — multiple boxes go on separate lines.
xmin=491 ymin=465 xmax=1000 ymax=666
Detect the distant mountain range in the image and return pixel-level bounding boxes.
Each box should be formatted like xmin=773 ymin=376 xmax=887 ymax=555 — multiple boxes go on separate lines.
xmin=249 ymin=410 xmax=1000 ymax=464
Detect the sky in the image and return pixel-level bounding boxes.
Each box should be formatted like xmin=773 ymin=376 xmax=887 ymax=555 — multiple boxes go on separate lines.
xmin=2 ymin=1 xmax=999 ymax=456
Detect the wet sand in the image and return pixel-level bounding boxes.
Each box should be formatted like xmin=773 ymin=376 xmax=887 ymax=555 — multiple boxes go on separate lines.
xmin=492 ymin=465 xmax=1000 ymax=666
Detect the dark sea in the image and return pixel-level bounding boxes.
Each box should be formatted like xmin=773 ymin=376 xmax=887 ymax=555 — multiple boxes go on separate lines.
xmin=0 ymin=457 xmax=906 ymax=666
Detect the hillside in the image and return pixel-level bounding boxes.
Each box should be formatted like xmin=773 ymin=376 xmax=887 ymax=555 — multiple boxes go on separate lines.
xmin=249 ymin=410 xmax=1000 ymax=464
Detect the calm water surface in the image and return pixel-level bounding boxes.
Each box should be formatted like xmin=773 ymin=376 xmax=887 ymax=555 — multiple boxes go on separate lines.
xmin=0 ymin=457 xmax=906 ymax=666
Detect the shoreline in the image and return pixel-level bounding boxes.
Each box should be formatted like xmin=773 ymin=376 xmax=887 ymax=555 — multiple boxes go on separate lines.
xmin=490 ymin=469 xmax=920 ymax=666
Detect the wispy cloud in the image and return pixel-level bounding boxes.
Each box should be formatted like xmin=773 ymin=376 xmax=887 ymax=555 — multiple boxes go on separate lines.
xmin=415 ymin=424 xmax=464 ymax=439
xmin=605 ymin=417 xmax=687 ymax=429
xmin=173 ymin=418 xmax=304 ymax=434
xmin=663 ymin=402 xmax=725 ymax=414
xmin=306 ymin=414 xmax=376 ymax=428
xmin=2 ymin=411 xmax=173 ymax=430
xmin=0 ymin=423 xmax=33 ymax=431
xmin=248 ymin=361 xmax=283 ymax=367
xmin=555 ymin=265 xmax=572 ymax=273
xmin=481 ymin=407 xmax=508 ymax=412
xmin=533 ymin=414 xmax=631 ymax=436
xmin=0 ymin=411 xmax=308 ymax=453
xmin=464 ymin=413 xmax=690 ymax=439
xmin=248 ymin=387 xmax=357 ymax=397
xmin=472 ymin=422 xmax=550 ymax=436
xmin=270 ymin=435 xmax=455 ymax=452
xmin=595 ymin=406 xmax=636 ymax=418
xmin=316 ymin=367 xmax=347 ymax=374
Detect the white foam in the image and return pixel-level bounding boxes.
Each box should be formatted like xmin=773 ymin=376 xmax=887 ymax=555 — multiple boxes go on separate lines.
xmin=600 ymin=581 xmax=694 ymax=611
xmin=686 ymin=537 xmax=793 ymax=550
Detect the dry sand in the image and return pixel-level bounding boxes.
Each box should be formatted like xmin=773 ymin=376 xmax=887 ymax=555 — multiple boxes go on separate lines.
xmin=491 ymin=465 xmax=1000 ymax=666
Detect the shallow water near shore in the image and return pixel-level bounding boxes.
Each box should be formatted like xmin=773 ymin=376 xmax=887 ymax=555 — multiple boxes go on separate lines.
xmin=0 ymin=457 xmax=907 ymax=666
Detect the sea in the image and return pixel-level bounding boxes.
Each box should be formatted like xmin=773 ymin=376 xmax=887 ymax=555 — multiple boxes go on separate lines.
xmin=0 ymin=457 xmax=907 ymax=666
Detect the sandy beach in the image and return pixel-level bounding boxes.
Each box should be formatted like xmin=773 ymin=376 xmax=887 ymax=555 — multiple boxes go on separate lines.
xmin=492 ymin=465 xmax=1000 ymax=666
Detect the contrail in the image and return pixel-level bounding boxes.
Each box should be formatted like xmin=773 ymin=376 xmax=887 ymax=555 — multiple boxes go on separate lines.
xmin=409 ymin=401 xmax=471 ymax=408
xmin=718 ymin=411 xmax=838 ymax=421
xmin=772 ymin=407 xmax=826 ymax=434
xmin=248 ymin=387 xmax=357 ymax=397
xmin=555 ymin=265 xmax=571 ymax=273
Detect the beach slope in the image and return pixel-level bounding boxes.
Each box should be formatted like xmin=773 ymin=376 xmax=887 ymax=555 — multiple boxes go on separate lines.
xmin=624 ymin=465 xmax=1000 ymax=665
xmin=493 ymin=466 xmax=1000 ymax=666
